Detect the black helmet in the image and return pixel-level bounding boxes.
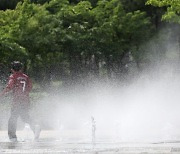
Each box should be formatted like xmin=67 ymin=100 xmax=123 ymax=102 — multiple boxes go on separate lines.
xmin=11 ymin=61 xmax=23 ymax=71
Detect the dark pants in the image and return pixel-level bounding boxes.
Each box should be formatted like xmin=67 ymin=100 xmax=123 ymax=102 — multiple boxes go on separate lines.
xmin=8 ymin=103 xmax=34 ymax=139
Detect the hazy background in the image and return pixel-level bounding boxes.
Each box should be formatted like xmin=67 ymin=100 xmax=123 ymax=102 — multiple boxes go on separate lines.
xmin=29 ymin=64 xmax=180 ymax=142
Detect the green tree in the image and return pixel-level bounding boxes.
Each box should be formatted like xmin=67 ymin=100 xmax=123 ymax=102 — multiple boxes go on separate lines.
xmin=121 ymin=0 xmax=165 ymax=29
xmin=147 ymin=0 xmax=180 ymax=64
xmin=0 ymin=9 xmax=28 ymax=64
xmin=147 ymin=0 xmax=180 ymax=23
xmin=8 ymin=0 xmax=65 ymax=86
xmin=0 ymin=0 xmax=156 ymax=85
xmin=58 ymin=1 xmax=95 ymax=83
xmin=92 ymin=0 xmax=152 ymax=78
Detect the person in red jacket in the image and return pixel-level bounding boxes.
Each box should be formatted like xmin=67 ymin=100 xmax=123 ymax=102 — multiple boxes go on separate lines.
xmin=0 ymin=61 xmax=40 ymax=142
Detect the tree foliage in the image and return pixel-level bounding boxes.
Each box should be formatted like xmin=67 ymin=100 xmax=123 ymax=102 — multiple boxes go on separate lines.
xmin=147 ymin=0 xmax=180 ymax=24
xmin=0 ymin=0 xmax=172 ymax=86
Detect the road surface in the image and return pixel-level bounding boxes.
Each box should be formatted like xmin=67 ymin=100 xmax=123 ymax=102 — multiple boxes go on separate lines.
xmin=0 ymin=131 xmax=180 ymax=154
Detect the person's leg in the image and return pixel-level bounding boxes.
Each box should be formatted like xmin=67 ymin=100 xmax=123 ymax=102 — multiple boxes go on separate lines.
xmin=20 ymin=104 xmax=35 ymax=131
xmin=20 ymin=104 xmax=41 ymax=140
xmin=8 ymin=106 xmax=19 ymax=140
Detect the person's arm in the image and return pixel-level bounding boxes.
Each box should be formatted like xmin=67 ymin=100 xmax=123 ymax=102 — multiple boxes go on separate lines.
xmin=0 ymin=77 xmax=14 ymax=97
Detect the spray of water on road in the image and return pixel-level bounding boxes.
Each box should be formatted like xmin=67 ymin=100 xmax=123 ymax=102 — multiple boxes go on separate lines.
xmin=32 ymin=64 xmax=180 ymax=142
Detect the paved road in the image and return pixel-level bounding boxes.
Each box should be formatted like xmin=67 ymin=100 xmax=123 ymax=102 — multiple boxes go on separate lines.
xmin=0 ymin=131 xmax=180 ymax=153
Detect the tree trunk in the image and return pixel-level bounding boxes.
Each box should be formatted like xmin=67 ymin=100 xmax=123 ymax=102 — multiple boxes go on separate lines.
xmin=105 ymin=55 xmax=112 ymax=79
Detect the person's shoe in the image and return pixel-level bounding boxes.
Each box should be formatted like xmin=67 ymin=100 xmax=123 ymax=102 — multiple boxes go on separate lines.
xmin=34 ymin=125 xmax=41 ymax=141
xmin=9 ymin=138 xmax=17 ymax=142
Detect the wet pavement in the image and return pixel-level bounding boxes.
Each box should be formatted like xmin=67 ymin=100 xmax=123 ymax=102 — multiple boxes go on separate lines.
xmin=0 ymin=131 xmax=180 ymax=153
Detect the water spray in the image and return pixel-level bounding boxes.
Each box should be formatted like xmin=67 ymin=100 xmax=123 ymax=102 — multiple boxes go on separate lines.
xmin=115 ymin=120 xmax=121 ymax=142
xmin=91 ymin=116 xmax=96 ymax=145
